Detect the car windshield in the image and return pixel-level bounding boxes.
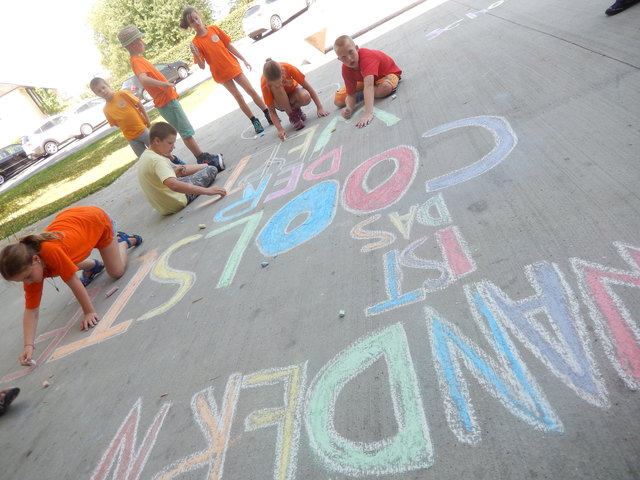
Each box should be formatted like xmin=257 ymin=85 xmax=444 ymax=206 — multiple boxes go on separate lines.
xmin=245 ymin=5 xmax=261 ymax=16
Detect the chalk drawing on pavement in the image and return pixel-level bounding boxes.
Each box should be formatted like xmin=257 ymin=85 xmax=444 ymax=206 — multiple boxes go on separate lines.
xmin=242 ymin=363 xmax=308 ymax=480
xmin=304 ymin=323 xmax=433 ymax=476
xmin=153 ymin=375 xmax=242 ymax=480
xmin=427 ymin=303 xmax=563 ymax=445
xmin=572 ymin=242 xmax=640 ymax=390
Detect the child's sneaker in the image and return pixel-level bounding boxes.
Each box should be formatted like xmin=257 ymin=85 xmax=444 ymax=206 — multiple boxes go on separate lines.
xmin=294 ymin=107 xmax=307 ymax=122
xmin=170 ymin=155 xmax=185 ymax=165
xmin=251 ymin=117 xmax=264 ymax=134
xmin=263 ymin=108 xmax=274 ymax=125
xmin=197 ymin=152 xmax=225 ymax=172
xmin=288 ymin=110 xmax=305 ymax=130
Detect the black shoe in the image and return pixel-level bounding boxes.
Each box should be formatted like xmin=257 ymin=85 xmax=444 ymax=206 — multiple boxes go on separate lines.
xmin=170 ymin=155 xmax=185 ymax=165
xmin=606 ymin=0 xmax=636 ymax=14
xmin=0 ymin=388 xmax=20 ymax=415
xmin=264 ymin=108 xmax=274 ymax=125
xmin=196 ymin=152 xmax=223 ymax=170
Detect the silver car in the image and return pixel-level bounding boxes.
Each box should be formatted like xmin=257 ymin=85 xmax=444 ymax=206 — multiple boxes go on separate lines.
xmin=22 ymin=114 xmax=79 ymax=158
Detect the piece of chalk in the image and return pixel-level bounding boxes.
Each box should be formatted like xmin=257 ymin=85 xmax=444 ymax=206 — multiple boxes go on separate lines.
xmin=105 ymin=287 xmax=119 ymax=298
xmin=261 ymin=262 xmax=269 ymax=268
xmin=339 ymin=310 xmax=345 ymax=318
xmin=29 ymin=359 xmax=36 ymax=366
xmin=391 ymin=94 xmax=397 ymax=99
xmin=198 ymin=224 xmax=206 ymax=229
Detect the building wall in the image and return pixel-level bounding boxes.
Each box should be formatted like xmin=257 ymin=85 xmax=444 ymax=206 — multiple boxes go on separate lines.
xmin=0 ymin=87 xmax=46 ymax=146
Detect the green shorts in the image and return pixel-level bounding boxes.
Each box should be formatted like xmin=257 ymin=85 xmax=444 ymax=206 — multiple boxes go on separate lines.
xmin=158 ymin=99 xmax=195 ymax=139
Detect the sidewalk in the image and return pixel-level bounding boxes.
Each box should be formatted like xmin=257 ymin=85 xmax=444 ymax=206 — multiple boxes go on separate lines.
xmin=1 ymin=0 xmax=639 ymax=479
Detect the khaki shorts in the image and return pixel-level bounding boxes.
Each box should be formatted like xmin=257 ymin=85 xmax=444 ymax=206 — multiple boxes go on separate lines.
xmin=334 ymin=74 xmax=400 ymax=105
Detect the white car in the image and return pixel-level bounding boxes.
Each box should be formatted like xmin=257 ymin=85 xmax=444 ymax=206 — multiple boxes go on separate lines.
xmin=242 ymin=0 xmax=311 ymax=40
xmin=67 ymin=97 xmax=107 ymax=137
xmin=22 ymin=114 xmax=79 ymax=158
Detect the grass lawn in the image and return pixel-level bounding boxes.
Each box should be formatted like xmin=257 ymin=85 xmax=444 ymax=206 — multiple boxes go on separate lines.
xmin=0 ymin=79 xmax=217 ymax=240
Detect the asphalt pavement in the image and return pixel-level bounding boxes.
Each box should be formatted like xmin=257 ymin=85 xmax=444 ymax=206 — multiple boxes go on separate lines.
xmin=1 ymin=0 xmax=639 ymax=479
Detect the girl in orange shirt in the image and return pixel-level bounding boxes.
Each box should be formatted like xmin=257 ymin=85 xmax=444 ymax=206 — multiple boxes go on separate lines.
xmin=180 ymin=7 xmax=272 ymax=135
xmin=261 ymin=58 xmax=329 ymax=140
xmin=0 ymin=206 xmax=142 ymax=366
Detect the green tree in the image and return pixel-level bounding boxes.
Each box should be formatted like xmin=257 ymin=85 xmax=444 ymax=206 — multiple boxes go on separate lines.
xmin=89 ymin=0 xmax=214 ymax=81
xmin=34 ymin=88 xmax=65 ymax=115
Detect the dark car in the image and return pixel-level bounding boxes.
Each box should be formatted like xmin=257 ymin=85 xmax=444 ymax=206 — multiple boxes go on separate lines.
xmin=121 ymin=61 xmax=191 ymax=102
xmin=0 ymin=144 xmax=38 ymax=185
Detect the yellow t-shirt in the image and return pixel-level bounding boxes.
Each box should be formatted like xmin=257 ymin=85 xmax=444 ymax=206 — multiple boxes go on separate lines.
xmin=137 ymin=149 xmax=187 ymax=215
xmin=104 ymin=90 xmax=147 ymax=141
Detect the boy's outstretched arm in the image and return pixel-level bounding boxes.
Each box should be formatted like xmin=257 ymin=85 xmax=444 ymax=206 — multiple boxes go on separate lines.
xmin=164 ymin=177 xmax=227 ymax=198
xmin=356 ymin=75 xmax=376 ymax=128
xmin=227 ymin=45 xmax=251 ymax=71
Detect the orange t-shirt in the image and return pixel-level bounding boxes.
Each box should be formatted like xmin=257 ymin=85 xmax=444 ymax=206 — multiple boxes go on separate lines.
xmin=191 ymin=25 xmax=242 ymax=83
xmin=104 ymin=90 xmax=147 ymax=140
xmin=23 ymin=207 xmax=114 ymax=309
xmin=260 ymin=63 xmax=306 ymax=106
xmin=130 ymin=56 xmax=179 ymax=108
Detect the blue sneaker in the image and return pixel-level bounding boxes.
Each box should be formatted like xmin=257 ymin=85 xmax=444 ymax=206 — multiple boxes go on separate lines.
xmin=170 ymin=155 xmax=185 ymax=165
xmin=251 ymin=117 xmax=264 ymax=134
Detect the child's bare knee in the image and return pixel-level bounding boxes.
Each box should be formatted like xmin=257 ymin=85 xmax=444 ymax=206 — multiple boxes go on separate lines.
xmin=107 ymin=266 xmax=125 ymax=279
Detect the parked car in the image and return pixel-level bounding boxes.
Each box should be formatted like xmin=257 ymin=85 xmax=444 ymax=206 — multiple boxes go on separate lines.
xmin=67 ymin=97 xmax=107 ymax=137
xmin=0 ymin=144 xmax=38 ymax=185
xmin=243 ymin=0 xmax=311 ymax=40
xmin=121 ymin=61 xmax=191 ymax=102
xmin=21 ymin=114 xmax=79 ymax=158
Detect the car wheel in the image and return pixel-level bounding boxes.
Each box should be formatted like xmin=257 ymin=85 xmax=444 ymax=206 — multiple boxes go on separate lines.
xmin=177 ymin=66 xmax=189 ymax=79
xmin=80 ymin=123 xmax=93 ymax=137
xmin=0 ymin=174 xmax=4 ymax=185
xmin=142 ymin=89 xmax=152 ymax=102
xmin=44 ymin=141 xmax=59 ymax=155
xmin=270 ymin=15 xmax=283 ymax=31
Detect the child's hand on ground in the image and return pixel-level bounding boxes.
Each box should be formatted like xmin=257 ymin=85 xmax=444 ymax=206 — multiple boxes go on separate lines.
xmin=19 ymin=345 xmax=34 ymax=366
xmin=317 ymin=107 xmax=330 ymax=117
xmin=341 ymin=107 xmax=352 ymax=119
xmin=81 ymin=312 xmax=100 ymax=331
xmin=206 ymin=186 xmax=227 ymax=197
xmin=356 ymin=112 xmax=374 ymax=128
xmin=278 ymin=128 xmax=287 ymax=141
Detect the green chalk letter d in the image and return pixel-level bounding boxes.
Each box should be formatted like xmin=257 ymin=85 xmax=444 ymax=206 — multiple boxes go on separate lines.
xmin=304 ymin=323 xmax=433 ymax=476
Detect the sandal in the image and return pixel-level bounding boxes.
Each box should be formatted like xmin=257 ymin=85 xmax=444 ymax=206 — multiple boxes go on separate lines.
xmin=0 ymin=387 xmax=20 ymax=415
xmin=80 ymin=259 xmax=105 ymax=287
xmin=117 ymin=231 xmax=143 ymax=249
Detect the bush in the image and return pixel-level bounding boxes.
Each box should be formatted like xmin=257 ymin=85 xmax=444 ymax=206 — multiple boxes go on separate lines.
xmin=218 ymin=0 xmax=254 ymax=41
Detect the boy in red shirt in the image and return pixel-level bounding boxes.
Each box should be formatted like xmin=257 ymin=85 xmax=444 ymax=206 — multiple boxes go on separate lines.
xmin=333 ymin=35 xmax=402 ymax=128
xmin=117 ymin=24 xmax=223 ymax=168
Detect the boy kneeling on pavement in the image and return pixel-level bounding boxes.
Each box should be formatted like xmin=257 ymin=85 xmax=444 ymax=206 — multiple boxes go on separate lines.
xmin=137 ymin=122 xmax=227 ymax=215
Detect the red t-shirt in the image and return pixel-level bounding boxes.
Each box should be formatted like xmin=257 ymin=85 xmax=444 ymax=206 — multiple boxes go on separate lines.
xmin=341 ymin=48 xmax=402 ymax=95
xmin=260 ymin=63 xmax=306 ymax=106
xmin=130 ymin=56 xmax=179 ymax=108
xmin=23 ymin=207 xmax=113 ymax=309
xmin=192 ymin=25 xmax=242 ymax=83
